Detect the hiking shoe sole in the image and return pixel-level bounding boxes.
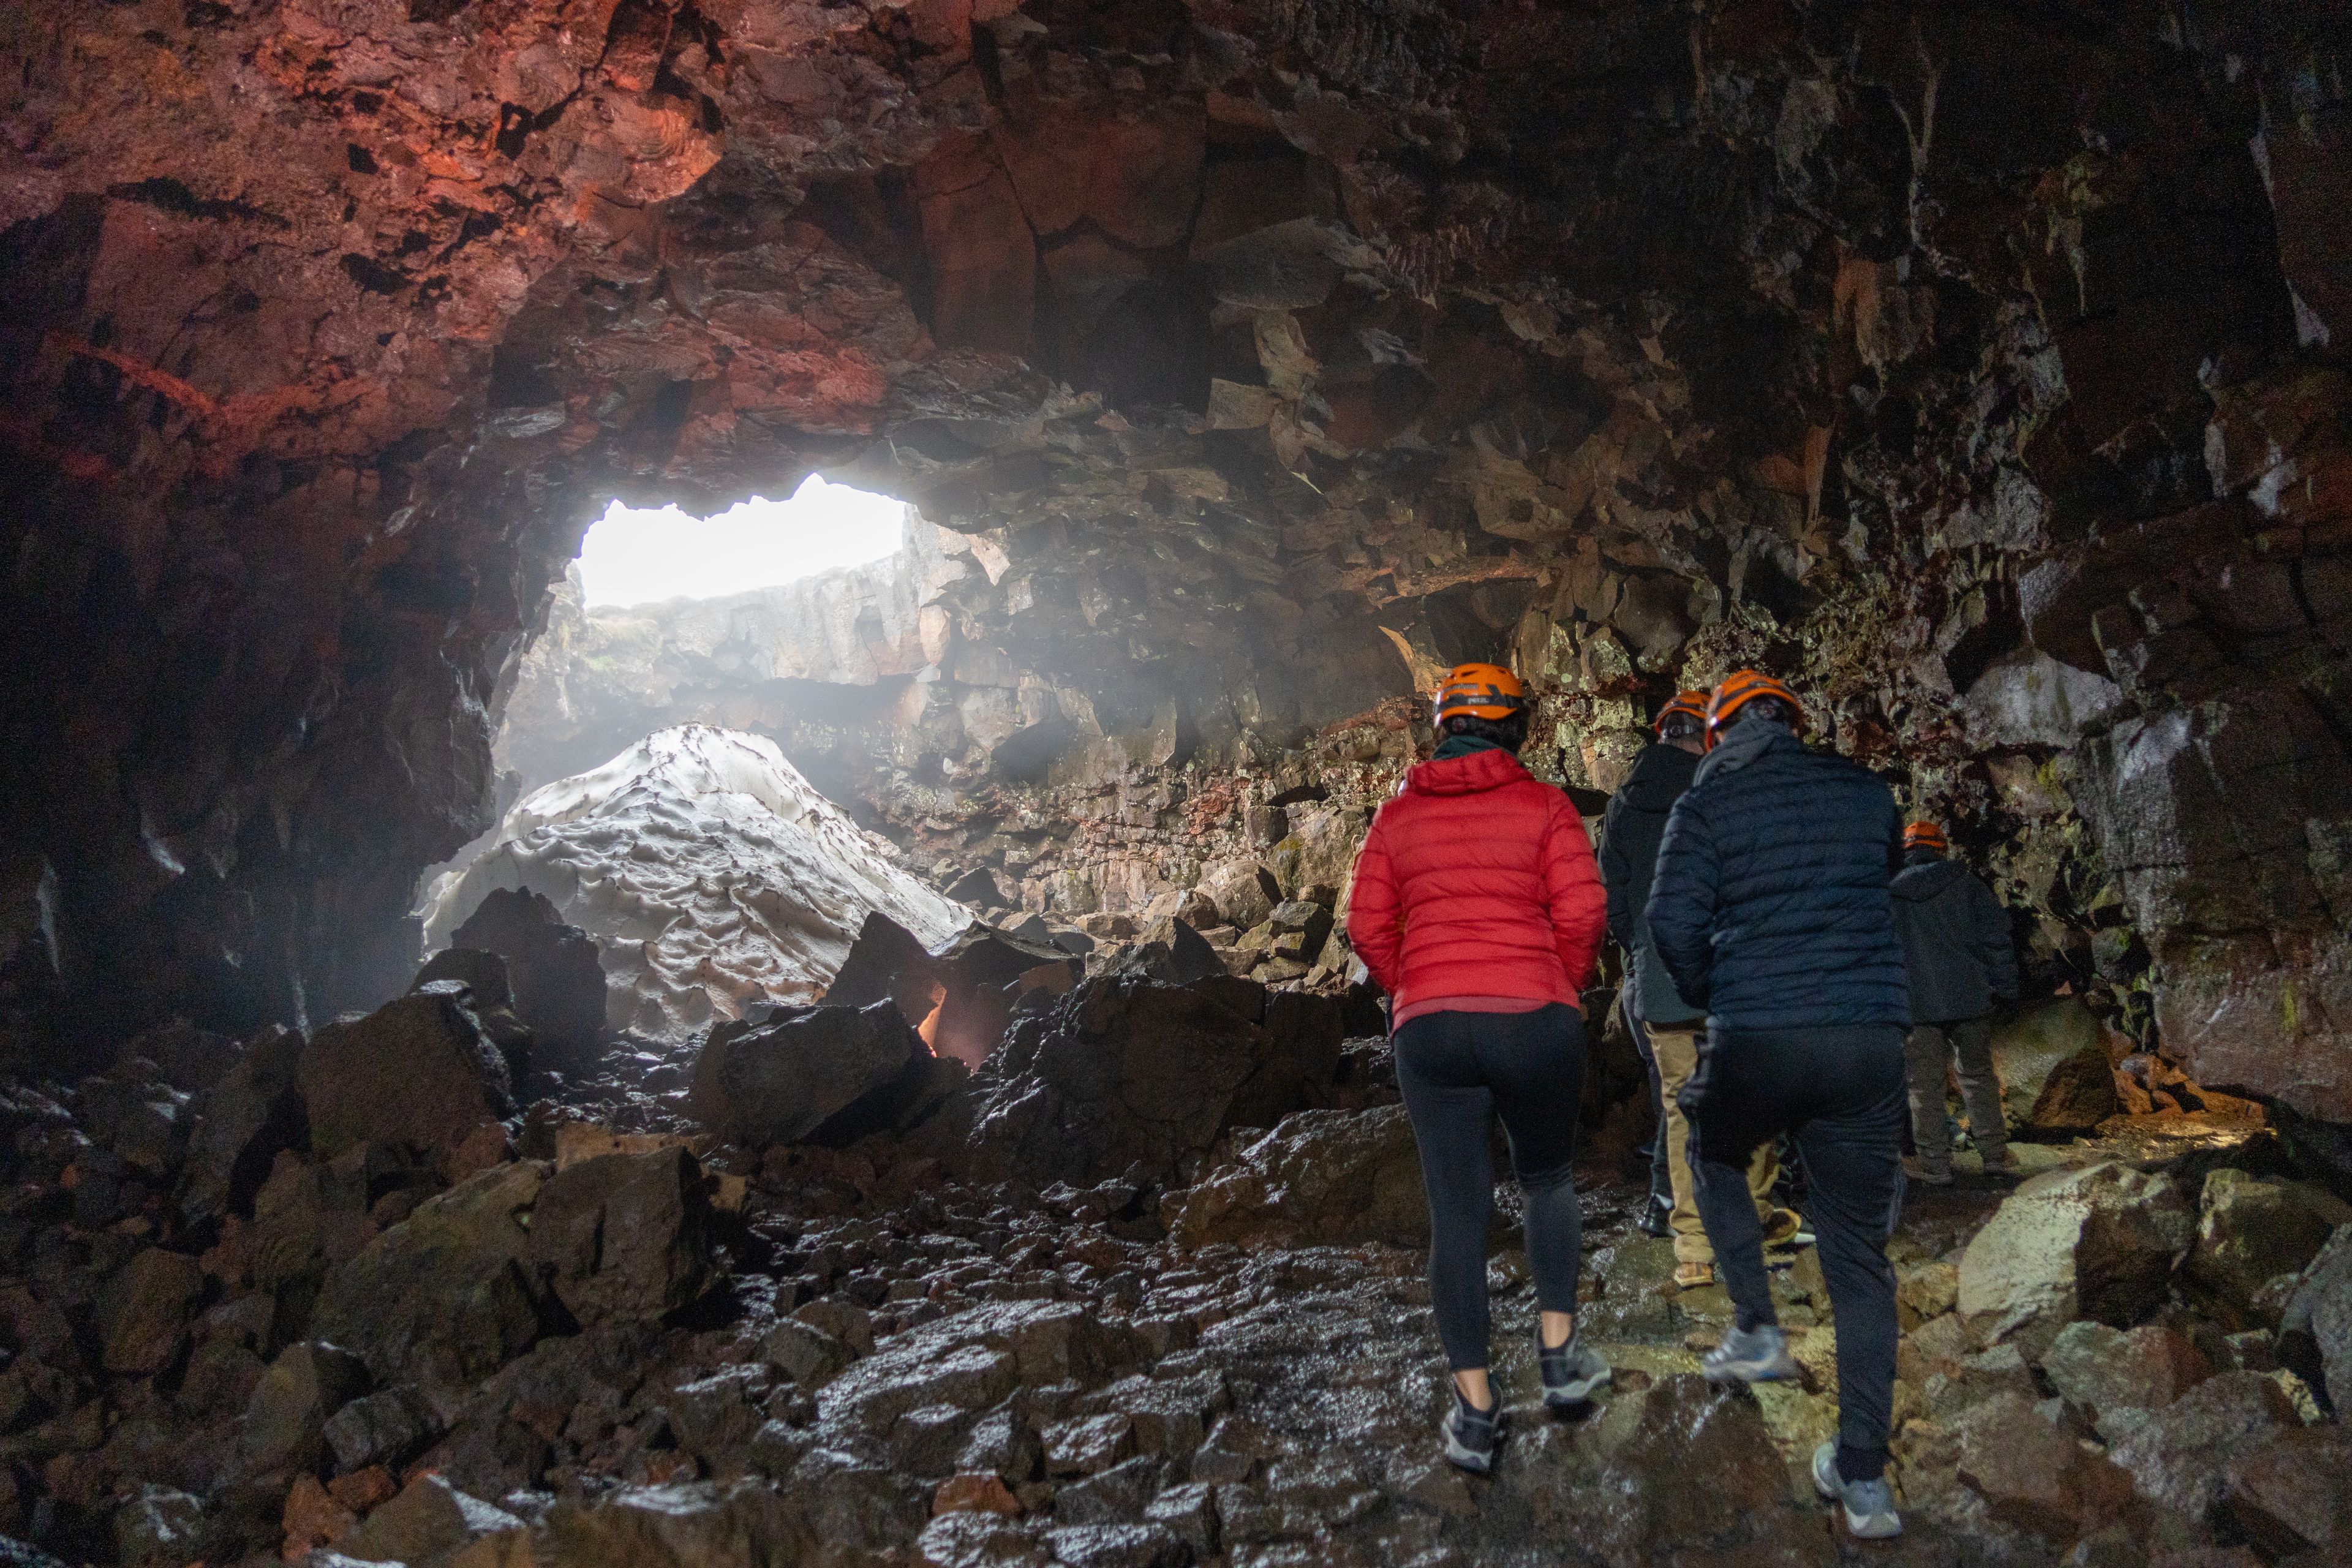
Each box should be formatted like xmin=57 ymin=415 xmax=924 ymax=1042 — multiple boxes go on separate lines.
xmin=1814 ymin=1441 xmax=1902 ymax=1539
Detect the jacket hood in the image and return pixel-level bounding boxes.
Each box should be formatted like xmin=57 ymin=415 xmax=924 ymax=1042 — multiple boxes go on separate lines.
xmin=1892 ymin=858 xmax=1969 ymax=902
xmin=1692 ymin=720 xmax=1800 ymax=786
xmin=1405 ymin=748 xmax=1535 ymax=797
xmin=1614 ymin=742 xmax=1700 ymax=811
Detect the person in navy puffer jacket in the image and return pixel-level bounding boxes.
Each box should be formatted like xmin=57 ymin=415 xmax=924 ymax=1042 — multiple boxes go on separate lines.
xmin=1644 ymin=671 xmax=1912 ymax=1541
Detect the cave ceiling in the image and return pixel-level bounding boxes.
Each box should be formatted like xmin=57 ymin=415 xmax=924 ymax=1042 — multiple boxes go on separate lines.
xmin=3 ymin=0 xmax=2351 ymax=1123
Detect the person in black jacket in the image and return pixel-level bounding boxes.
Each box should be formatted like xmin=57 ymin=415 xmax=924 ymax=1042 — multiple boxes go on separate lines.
xmin=1891 ymin=821 xmax=2020 ymax=1183
xmin=1645 ymin=671 xmax=1910 ymax=1542
xmin=1600 ymin=692 xmax=1801 ymax=1283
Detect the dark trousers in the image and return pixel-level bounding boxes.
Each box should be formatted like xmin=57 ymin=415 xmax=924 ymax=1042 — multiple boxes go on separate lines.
xmin=1681 ymin=1023 xmax=1907 ymax=1482
xmin=1626 ymin=1011 xmax=1670 ymax=1199
xmin=1394 ymin=1005 xmax=1586 ymax=1371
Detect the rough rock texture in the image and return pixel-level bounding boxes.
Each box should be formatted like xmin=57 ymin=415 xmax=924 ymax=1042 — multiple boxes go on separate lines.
xmin=1166 ymin=1106 xmax=1427 ymax=1251
xmin=1 ymin=1 xmax=2346 ymax=1158
xmin=688 ymin=1001 xmax=929 ymax=1149
xmin=447 ymin=888 xmax=611 ymax=1074
xmin=1957 ymin=1161 xmax=2196 ymax=1360
xmin=295 ymin=989 xmax=514 ymax=1164
xmin=970 ymin=976 xmax=1324 ymax=1189
xmin=426 ymin=727 xmax=969 ymax=1040
xmin=0 ymin=970 xmax=2342 ymax=1566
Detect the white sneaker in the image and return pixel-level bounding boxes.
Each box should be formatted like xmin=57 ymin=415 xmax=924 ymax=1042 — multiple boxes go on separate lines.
xmin=1813 ymin=1441 xmax=1902 ymax=1539
xmin=1701 ymin=1323 xmax=1798 ymax=1384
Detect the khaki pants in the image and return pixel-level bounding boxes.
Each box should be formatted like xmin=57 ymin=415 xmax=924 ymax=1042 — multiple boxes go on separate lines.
xmin=1649 ymin=1024 xmax=1779 ymax=1265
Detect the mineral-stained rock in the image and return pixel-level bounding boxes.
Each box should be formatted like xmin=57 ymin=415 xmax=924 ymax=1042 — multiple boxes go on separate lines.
xmin=1956 ymin=1161 xmax=2195 ymax=1359
xmin=1988 ymin=999 xmax=2113 ymax=1133
xmin=689 ymin=1000 xmax=929 ymax=1147
xmin=310 ymin=1161 xmax=546 ymax=1417
xmin=2040 ymin=1320 xmax=2214 ymax=1436
xmin=235 ymin=1341 xmax=369 ymax=1478
xmin=182 ymin=1025 xmax=304 ymax=1224
xmin=96 ymin=1248 xmax=203 ymax=1378
xmin=526 ymin=1147 xmax=715 ymax=1329
xmin=1590 ymin=1373 xmax=1815 ymax=1563
xmin=2103 ymin=1371 xmax=2298 ymax=1529
xmin=297 ymin=990 xmax=514 ymax=1164
xmin=323 ymin=1385 xmax=441 ymax=1476
xmin=1954 ymin=1389 xmax=2135 ymax=1539
xmin=447 ymin=888 xmax=611 ymax=1074
xmin=2278 ymin=1224 xmax=2352 ymax=1414
xmin=1167 ymin=1106 xmax=1426 ymax=1249
xmin=426 ymin=728 xmax=968 ymax=1042
xmin=2185 ymin=1169 xmax=2352 ymax=1324
xmin=971 ymin=976 xmax=1310 ymax=1188
xmin=2220 ymin=1423 xmax=2352 ymax=1561
xmin=341 ymin=1472 xmax=521 ymax=1566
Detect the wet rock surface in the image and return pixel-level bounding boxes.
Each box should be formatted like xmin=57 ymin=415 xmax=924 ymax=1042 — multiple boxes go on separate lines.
xmin=0 ymin=978 xmax=2337 ymax=1566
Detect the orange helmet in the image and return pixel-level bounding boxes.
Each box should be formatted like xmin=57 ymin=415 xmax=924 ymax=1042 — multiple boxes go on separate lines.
xmin=1704 ymin=669 xmax=1804 ymax=749
xmin=1904 ymin=822 xmax=1949 ymax=853
xmin=1433 ymin=662 xmax=1529 ymax=724
xmin=1655 ymin=690 xmax=1709 ymax=736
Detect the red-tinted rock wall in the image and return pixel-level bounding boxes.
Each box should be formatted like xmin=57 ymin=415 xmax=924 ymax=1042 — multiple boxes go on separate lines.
xmin=3 ymin=2 xmax=2348 ymax=1121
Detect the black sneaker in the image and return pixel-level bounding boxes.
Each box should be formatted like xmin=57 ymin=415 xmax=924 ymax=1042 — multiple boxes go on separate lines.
xmin=1537 ymin=1330 xmax=1611 ymax=1409
xmin=1637 ymin=1191 xmax=1672 ymax=1238
xmin=1441 ymin=1387 xmax=1498 ymax=1474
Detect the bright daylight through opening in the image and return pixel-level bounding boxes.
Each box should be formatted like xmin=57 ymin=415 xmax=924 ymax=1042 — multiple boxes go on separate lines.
xmin=575 ymin=473 xmax=908 ymax=607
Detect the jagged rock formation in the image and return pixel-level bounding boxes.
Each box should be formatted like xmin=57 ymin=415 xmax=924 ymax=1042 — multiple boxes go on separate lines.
xmin=0 ymin=967 xmax=2342 ymax=1566
xmin=4 ymin=7 xmax=2352 ymax=1556
xmin=426 ymin=726 xmax=968 ymax=1039
xmin=3 ymin=0 xmax=2345 ymax=1139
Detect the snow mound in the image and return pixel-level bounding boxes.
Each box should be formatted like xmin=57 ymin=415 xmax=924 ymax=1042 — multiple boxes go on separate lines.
xmin=424 ymin=725 xmax=969 ymax=1041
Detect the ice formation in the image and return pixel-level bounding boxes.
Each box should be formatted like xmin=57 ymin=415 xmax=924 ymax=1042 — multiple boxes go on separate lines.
xmin=425 ymin=726 xmax=970 ymax=1040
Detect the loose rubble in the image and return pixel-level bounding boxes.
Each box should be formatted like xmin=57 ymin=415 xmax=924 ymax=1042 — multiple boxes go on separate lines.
xmin=0 ymin=942 xmax=2338 ymax=1568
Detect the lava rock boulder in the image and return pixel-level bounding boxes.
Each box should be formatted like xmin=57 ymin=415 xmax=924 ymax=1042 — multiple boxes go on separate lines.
xmin=690 ymin=1000 xmax=930 ymax=1147
xmin=1167 ymin=1106 xmax=1425 ymax=1250
xmin=449 ymin=887 xmax=611 ymax=1074
xmin=970 ymin=975 xmax=1311 ymax=1189
xmin=1956 ymin=1161 xmax=2195 ymax=1360
xmin=296 ymin=989 xmax=514 ymax=1165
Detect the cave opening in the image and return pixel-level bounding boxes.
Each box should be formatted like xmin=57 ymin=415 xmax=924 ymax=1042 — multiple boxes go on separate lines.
xmin=3 ymin=5 xmax=2350 ymax=1559
xmin=573 ymin=474 xmax=909 ymax=608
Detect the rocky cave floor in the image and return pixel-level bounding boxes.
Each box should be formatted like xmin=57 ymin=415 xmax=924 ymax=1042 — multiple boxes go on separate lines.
xmin=4 ymin=944 xmax=2349 ymax=1568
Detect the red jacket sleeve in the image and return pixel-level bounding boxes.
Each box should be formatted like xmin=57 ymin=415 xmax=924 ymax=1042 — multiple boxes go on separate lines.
xmin=1540 ymin=796 xmax=1607 ymax=992
xmin=1345 ymin=806 xmax=1404 ymax=995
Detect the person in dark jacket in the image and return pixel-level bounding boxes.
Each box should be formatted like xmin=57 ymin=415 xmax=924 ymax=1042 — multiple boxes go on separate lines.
xmin=1891 ymin=821 xmax=2020 ymax=1183
xmin=1600 ymin=692 xmax=1802 ymax=1284
xmin=1645 ymin=670 xmax=1910 ymax=1541
xmin=1349 ymin=662 xmax=1611 ymax=1476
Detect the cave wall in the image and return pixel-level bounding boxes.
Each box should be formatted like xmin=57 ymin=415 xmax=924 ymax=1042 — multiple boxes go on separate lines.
xmin=3 ymin=1 xmax=2349 ymax=1118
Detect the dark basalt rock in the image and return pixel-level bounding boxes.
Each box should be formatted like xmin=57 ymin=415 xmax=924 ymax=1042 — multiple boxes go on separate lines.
xmin=296 ymin=989 xmax=514 ymax=1166
xmin=970 ymin=976 xmax=1313 ymax=1189
xmin=689 ymin=1000 xmax=932 ymax=1148
xmin=448 ymin=889 xmax=611 ymax=1076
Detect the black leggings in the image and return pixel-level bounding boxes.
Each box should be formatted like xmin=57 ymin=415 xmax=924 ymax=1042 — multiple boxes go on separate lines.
xmin=1393 ymin=1005 xmax=1586 ymax=1371
xmin=1683 ymin=1024 xmax=1907 ymax=1481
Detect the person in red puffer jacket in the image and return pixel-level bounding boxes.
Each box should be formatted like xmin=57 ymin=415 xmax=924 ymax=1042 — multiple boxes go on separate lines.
xmin=1346 ymin=662 xmax=1610 ymax=1474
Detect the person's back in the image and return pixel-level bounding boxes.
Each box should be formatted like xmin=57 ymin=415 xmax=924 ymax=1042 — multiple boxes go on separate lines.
xmin=1642 ymin=672 xmax=1911 ymax=1542
xmin=1648 ymin=725 xmax=1908 ymax=1030
xmin=1356 ymin=748 xmax=1600 ymax=1019
xmin=1890 ymin=848 xmax=2015 ymax=1024
xmin=1347 ymin=662 xmax=1610 ymax=1476
xmin=1599 ymin=737 xmax=1703 ymax=1027
xmin=1890 ymin=827 xmax=2020 ymax=1183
